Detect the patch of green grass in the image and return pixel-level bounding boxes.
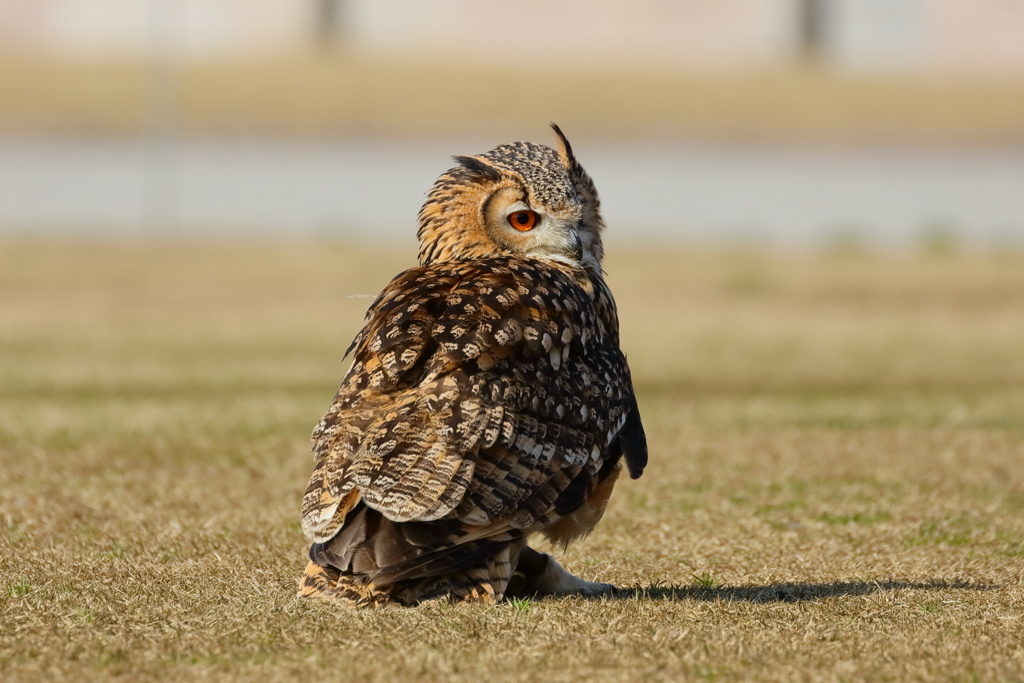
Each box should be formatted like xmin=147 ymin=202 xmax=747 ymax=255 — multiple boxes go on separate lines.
xmin=507 ymin=596 xmax=531 ymax=614
xmin=627 ymin=491 xmax=649 ymax=509
xmin=6 ymin=580 xmax=31 ymax=597
xmin=1 ymin=521 xmax=26 ymax=545
xmin=994 ymin=538 xmax=1024 ymax=558
xmin=819 ymin=511 xmax=893 ymax=526
xmin=691 ymin=573 xmax=720 ymax=590
xmin=93 ymin=648 xmax=130 ymax=668
xmin=906 ymin=521 xmax=973 ymax=547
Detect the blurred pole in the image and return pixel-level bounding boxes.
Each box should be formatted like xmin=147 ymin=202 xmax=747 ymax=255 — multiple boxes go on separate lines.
xmin=145 ymin=0 xmax=181 ymax=234
xmin=798 ymin=0 xmax=827 ymax=63
xmin=315 ymin=0 xmax=342 ymax=52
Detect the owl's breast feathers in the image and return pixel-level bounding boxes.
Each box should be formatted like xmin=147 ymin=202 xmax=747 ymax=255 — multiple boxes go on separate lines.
xmin=301 ymin=256 xmax=646 ymax=576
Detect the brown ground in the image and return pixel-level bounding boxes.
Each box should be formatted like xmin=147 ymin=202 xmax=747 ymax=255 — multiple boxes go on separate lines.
xmin=2 ymin=56 xmax=1024 ymax=141
xmin=1 ymin=242 xmax=1023 ymax=681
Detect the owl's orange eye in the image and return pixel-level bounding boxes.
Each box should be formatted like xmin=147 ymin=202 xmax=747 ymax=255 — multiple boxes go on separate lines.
xmin=507 ymin=210 xmax=540 ymax=231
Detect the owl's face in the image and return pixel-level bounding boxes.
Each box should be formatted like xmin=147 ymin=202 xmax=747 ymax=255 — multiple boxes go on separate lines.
xmin=417 ymin=126 xmax=605 ymax=271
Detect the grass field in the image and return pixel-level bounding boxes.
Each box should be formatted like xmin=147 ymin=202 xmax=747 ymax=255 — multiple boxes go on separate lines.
xmin=1 ymin=242 xmax=1023 ymax=681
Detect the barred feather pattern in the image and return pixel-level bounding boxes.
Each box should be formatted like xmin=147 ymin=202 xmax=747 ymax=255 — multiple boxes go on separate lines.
xmin=300 ymin=257 xmax=644 ymax=605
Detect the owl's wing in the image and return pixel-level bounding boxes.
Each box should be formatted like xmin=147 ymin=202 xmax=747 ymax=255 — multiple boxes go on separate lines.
xmin=301 ymin=258 xmax=645 ymax=556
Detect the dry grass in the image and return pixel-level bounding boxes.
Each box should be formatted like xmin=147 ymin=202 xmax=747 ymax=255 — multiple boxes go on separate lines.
xmin=1 ymin=241 xmax=1023 ymax=682
xmin=3 ymin=56 xmax=1024 ymax=141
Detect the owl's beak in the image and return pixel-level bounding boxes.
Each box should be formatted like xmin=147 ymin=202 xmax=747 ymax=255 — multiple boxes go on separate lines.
xmin=566 ymin=228 xmax=583 ymax=262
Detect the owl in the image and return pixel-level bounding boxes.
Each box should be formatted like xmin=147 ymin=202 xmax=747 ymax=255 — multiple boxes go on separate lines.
xmin=299 ymin=125 xmax=647 ymax=606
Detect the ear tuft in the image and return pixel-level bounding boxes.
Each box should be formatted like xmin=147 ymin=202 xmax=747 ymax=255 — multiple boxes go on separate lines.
xmin=452 ymin=155 xmax=502 ymax=182
xmin=550 ymin=123 xmax=576 ymax=168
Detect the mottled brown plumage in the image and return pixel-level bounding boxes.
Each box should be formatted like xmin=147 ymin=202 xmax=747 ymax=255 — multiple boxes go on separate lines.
xmin=299 ymin=125 xmax=646 ymax=606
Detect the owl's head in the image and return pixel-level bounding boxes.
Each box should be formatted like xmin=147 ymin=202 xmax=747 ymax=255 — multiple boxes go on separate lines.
xmin=417 ymin=125 xmax=605 ymax=271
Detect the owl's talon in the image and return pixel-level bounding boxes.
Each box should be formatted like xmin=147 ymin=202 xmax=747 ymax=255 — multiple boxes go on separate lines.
xmin=579 ymin=581 xmax=618 ymax=597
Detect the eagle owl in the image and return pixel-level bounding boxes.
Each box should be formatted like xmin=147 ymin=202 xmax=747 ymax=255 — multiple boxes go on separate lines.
xmin=299 ymin=125 xmax=647 ymax=606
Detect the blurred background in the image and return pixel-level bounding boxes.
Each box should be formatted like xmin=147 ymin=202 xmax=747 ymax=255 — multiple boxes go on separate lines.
xmin=0 ymin=0 xmax=1022 ymax=248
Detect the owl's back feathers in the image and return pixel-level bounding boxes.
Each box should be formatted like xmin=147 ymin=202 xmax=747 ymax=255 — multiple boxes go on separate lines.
xmin=300 ymin=257 xmax=644 ymax=604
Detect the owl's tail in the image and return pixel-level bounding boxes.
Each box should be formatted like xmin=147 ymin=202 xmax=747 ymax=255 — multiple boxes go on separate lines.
xmin=299 ymin=500 xmax=533 ymax=606
xmin=299 ymin=560 xmax=391 ymax=606
xmin=298 ymin=542 xmax=519 ymax=606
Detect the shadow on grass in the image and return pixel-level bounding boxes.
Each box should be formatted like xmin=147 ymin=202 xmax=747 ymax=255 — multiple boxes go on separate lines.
xmin=615 ymin=579 xmax=994 ymax=603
